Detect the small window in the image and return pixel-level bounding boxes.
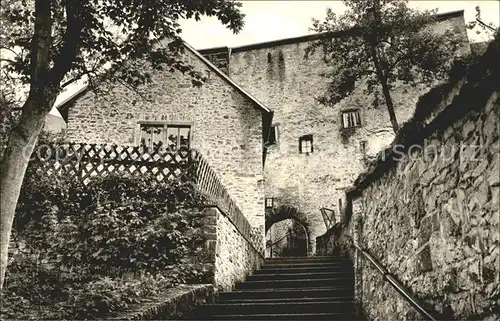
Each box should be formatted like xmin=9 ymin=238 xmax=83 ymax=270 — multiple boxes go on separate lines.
xmin=166 ymin=125 xmax=191 ymax=150
xmin=265 ymin=198 xmax=274 ymax=209
xmin=299 ymin=134 xmax=313 ymax=154
xmin=140 ymin=123 xmax=165 ymax=149
xmin=140 ymin=123 xmax=191 ymax=150
xmin=341 ymin=109 xmax=362 ymax=129
xmin=266 ymin=125 xmax=279 ymax=146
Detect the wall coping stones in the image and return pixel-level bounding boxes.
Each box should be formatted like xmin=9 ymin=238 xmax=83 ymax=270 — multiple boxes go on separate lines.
xmin=106 ymin=284 xmax=213 ymax=320
xmin=349 ymin=33 xmax=500 ymax=198
xmin=220 ymin=11 xmax=465 ymax=53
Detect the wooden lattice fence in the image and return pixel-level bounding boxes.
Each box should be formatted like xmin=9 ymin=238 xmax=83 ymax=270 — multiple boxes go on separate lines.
xmin=30 ymin=143 xmax=246 ymax=225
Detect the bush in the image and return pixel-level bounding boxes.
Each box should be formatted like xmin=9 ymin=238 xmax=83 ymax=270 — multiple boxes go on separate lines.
xmin=3 ymin=169 xmax=211 ymax=319
xmin=15 ymin=170 xmax=206 ymax=273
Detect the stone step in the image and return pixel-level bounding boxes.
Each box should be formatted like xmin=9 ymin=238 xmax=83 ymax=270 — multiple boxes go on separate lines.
xmin=254 ymin=265 xmax=350 ymax=274
xmin=261 ymin=262 xmax=352 ymax=269
xmin=197 ymin=301 xmax=355 ymax=315
xmin=217 ymin=286 xmax=353 ymax=300
xmin=247 ymin=270 xmax=352 ymax=281
xmin=264 ymin=256 xmax=346 ymax=263
xmin=199 ymin=312 xmax=358 ymax=320
xmin=216 ymin=296 xmax=354 ymax=304
xmin=235 ymin=278 xmax=353 ymax=290
xmin=265 ymin=256 xmax=349 ymax=261
xmin=186 ymin=256 xmax=358 ymax=319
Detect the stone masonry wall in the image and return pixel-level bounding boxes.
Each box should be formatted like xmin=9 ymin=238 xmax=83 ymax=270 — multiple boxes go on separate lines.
xmin=228 ymin=12 xmax=469 ymax=252
xmin=343 ymin=37 xmax=499 ymax=320
xmin=202 ymin=207 xmax=264 ymax=292
xmin=64 ymin=45 xmax=265 ymax=229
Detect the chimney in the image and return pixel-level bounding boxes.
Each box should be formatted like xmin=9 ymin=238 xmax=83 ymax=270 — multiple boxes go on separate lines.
xmin=199 ymin=46 xmax=231 ymax=75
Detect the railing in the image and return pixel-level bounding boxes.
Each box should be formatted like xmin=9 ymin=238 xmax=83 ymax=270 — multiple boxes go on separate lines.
xmin=266 ymin=224 xmax=309 ymax=258
xmin=350 ymin=239 xmax=438 ymax=321
xmin=31 ymin=143 xmax=249 ymax=236
xmin=320 ymin=207 xmax=336 ymax=229
xmin=266 ymin=232 xmax=291 ymax=258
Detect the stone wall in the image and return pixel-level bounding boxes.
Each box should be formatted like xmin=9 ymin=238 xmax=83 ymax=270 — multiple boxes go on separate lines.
xmin=228 ymin=12 xmax=469 ymax=251
xmin=107 ymin=284 xmax=214 ymax=320
xmin=340 ymin=37 xmax=499 ymax=320
xmin=64 ymin=44 xmax=266 ymax=229
xmin=202 ymin=207 xmax=264 ymax=292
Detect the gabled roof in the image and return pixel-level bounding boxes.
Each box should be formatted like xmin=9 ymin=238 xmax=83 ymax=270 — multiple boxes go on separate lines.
xmin=55 ymin=40 xmax=273 ymax=119
xmin=182 ymin=41 xmax=272 ymax=114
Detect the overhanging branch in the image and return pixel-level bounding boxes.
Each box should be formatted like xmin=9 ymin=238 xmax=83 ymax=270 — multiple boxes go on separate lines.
xmin=476 ymin=18 xmax=496 ymax=32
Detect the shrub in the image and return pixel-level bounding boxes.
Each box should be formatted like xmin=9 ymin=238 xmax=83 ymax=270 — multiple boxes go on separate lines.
xmin=15 ymin=170 xmax=207 ymax=273
xmin=4 ymin=168 xmax=211 ymax=319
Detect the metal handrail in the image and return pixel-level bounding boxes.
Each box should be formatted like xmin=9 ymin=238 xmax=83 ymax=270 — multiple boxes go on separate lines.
xmin=266 ymin=232 xmax=292 ymax=248
xmin=351 ymin=241 xmax=438 ymax=321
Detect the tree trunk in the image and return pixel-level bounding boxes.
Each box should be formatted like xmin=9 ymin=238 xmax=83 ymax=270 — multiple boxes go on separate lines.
xmin=0 ymin=97 xmax=48 ymax=290
xmin=380 ymin=78 xmax=399 ymax=133
xmin=368 ymin=43 xmax=399 ymax=133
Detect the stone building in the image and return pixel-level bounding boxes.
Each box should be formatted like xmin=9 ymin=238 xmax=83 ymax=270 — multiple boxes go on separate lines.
xmin=58 ymin=41 xmax=273 ymax=232
xmin=203 ymin=10 xmax=470 ymax=253
xmin=59 ymin=10 xmax=470 ymax=254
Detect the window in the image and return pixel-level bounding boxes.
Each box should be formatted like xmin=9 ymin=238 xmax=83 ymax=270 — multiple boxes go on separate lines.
xmin=265 ymin=198 xmax=274 ymax=208
xmin=299 ymin=134 xmax=313 ymax=154
xmin=166 ymin=125 xmax=191 ymax=150
xmin=360 ymin=140 xmax=367 ymax=161
xmin=266 ymin=125 xmax=279 ymax=146
xmin=140 ymin=123 xmax=165 ymax=149
xmin=341 ymin=109 xmax=362 ymax=129
xmin=139 ymin=123 xmax=191 ymax=150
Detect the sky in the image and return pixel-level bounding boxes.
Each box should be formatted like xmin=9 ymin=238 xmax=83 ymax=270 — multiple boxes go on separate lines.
xmin=179 ymin=0 xmax=500 ymax=49
xmin=51 ymin=0 xmax=499 ymax=115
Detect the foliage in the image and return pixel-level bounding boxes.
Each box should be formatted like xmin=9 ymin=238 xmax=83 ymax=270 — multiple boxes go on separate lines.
xmin=1 ymin=0 xmax=244 ymax=91
xmin=0 ymin=0 xmax=244 ymax=290
xmin=2 ymin=170 xmax=211 ymax=319
xmin=1 ymin=256 xmax=177 ymax=320
xmin=306 ymin=0 xmax=464 ymax=132
xmin=0 ymin=97 xmax=19 ymax=159
xmin=15 ymin=170 xmax=207 ymax=272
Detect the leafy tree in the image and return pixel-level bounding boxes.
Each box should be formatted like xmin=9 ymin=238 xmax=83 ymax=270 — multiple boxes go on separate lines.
xmin=305 ymin=0 xmax=464 ymax=133
xmin=0 ymin=0 xmax=244 ymax=289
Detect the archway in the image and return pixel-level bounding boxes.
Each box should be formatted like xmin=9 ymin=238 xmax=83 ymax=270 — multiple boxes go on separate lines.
xmin=265 ymin=205 xmax=314 ymax=256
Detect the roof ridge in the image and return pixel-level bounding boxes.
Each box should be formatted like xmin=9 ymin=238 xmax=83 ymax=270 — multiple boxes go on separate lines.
xmin=55 ymin=41 xmax=273 ymax=115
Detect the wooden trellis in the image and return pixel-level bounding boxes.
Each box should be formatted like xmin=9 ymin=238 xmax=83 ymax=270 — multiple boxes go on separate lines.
xmin=32 ymin=143 xmax=195 ymax=184
xmin=31 ymin=143 xmax=246 ymax=229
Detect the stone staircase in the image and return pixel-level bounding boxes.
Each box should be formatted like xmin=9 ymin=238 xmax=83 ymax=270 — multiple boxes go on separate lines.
xmin=188 ymin=256 xmax=361 ymax=320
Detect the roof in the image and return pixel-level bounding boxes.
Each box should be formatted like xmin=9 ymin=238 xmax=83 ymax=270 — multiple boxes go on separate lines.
xmin=200 ymin=10 xmax=465 ymax=53
xmin=55 ymin=41 xmax=273 ymax=116
xmin=182 ymin=41 xmax=271 ymax=114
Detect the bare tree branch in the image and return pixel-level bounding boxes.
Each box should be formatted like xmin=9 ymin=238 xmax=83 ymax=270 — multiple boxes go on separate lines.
xmin=0 ymin=46 xmax=22 ymax=58
xmin=476 ymin=18 xmax=497 ymax=32
xmin=0 ymin=58 xmax=16 ymax=64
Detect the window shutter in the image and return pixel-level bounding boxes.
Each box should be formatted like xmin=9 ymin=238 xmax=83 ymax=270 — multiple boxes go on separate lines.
xmin=342 ymin=113 xmax=349 ymax=128
xmin=355 ymin=111 xmax=361 ymax=126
